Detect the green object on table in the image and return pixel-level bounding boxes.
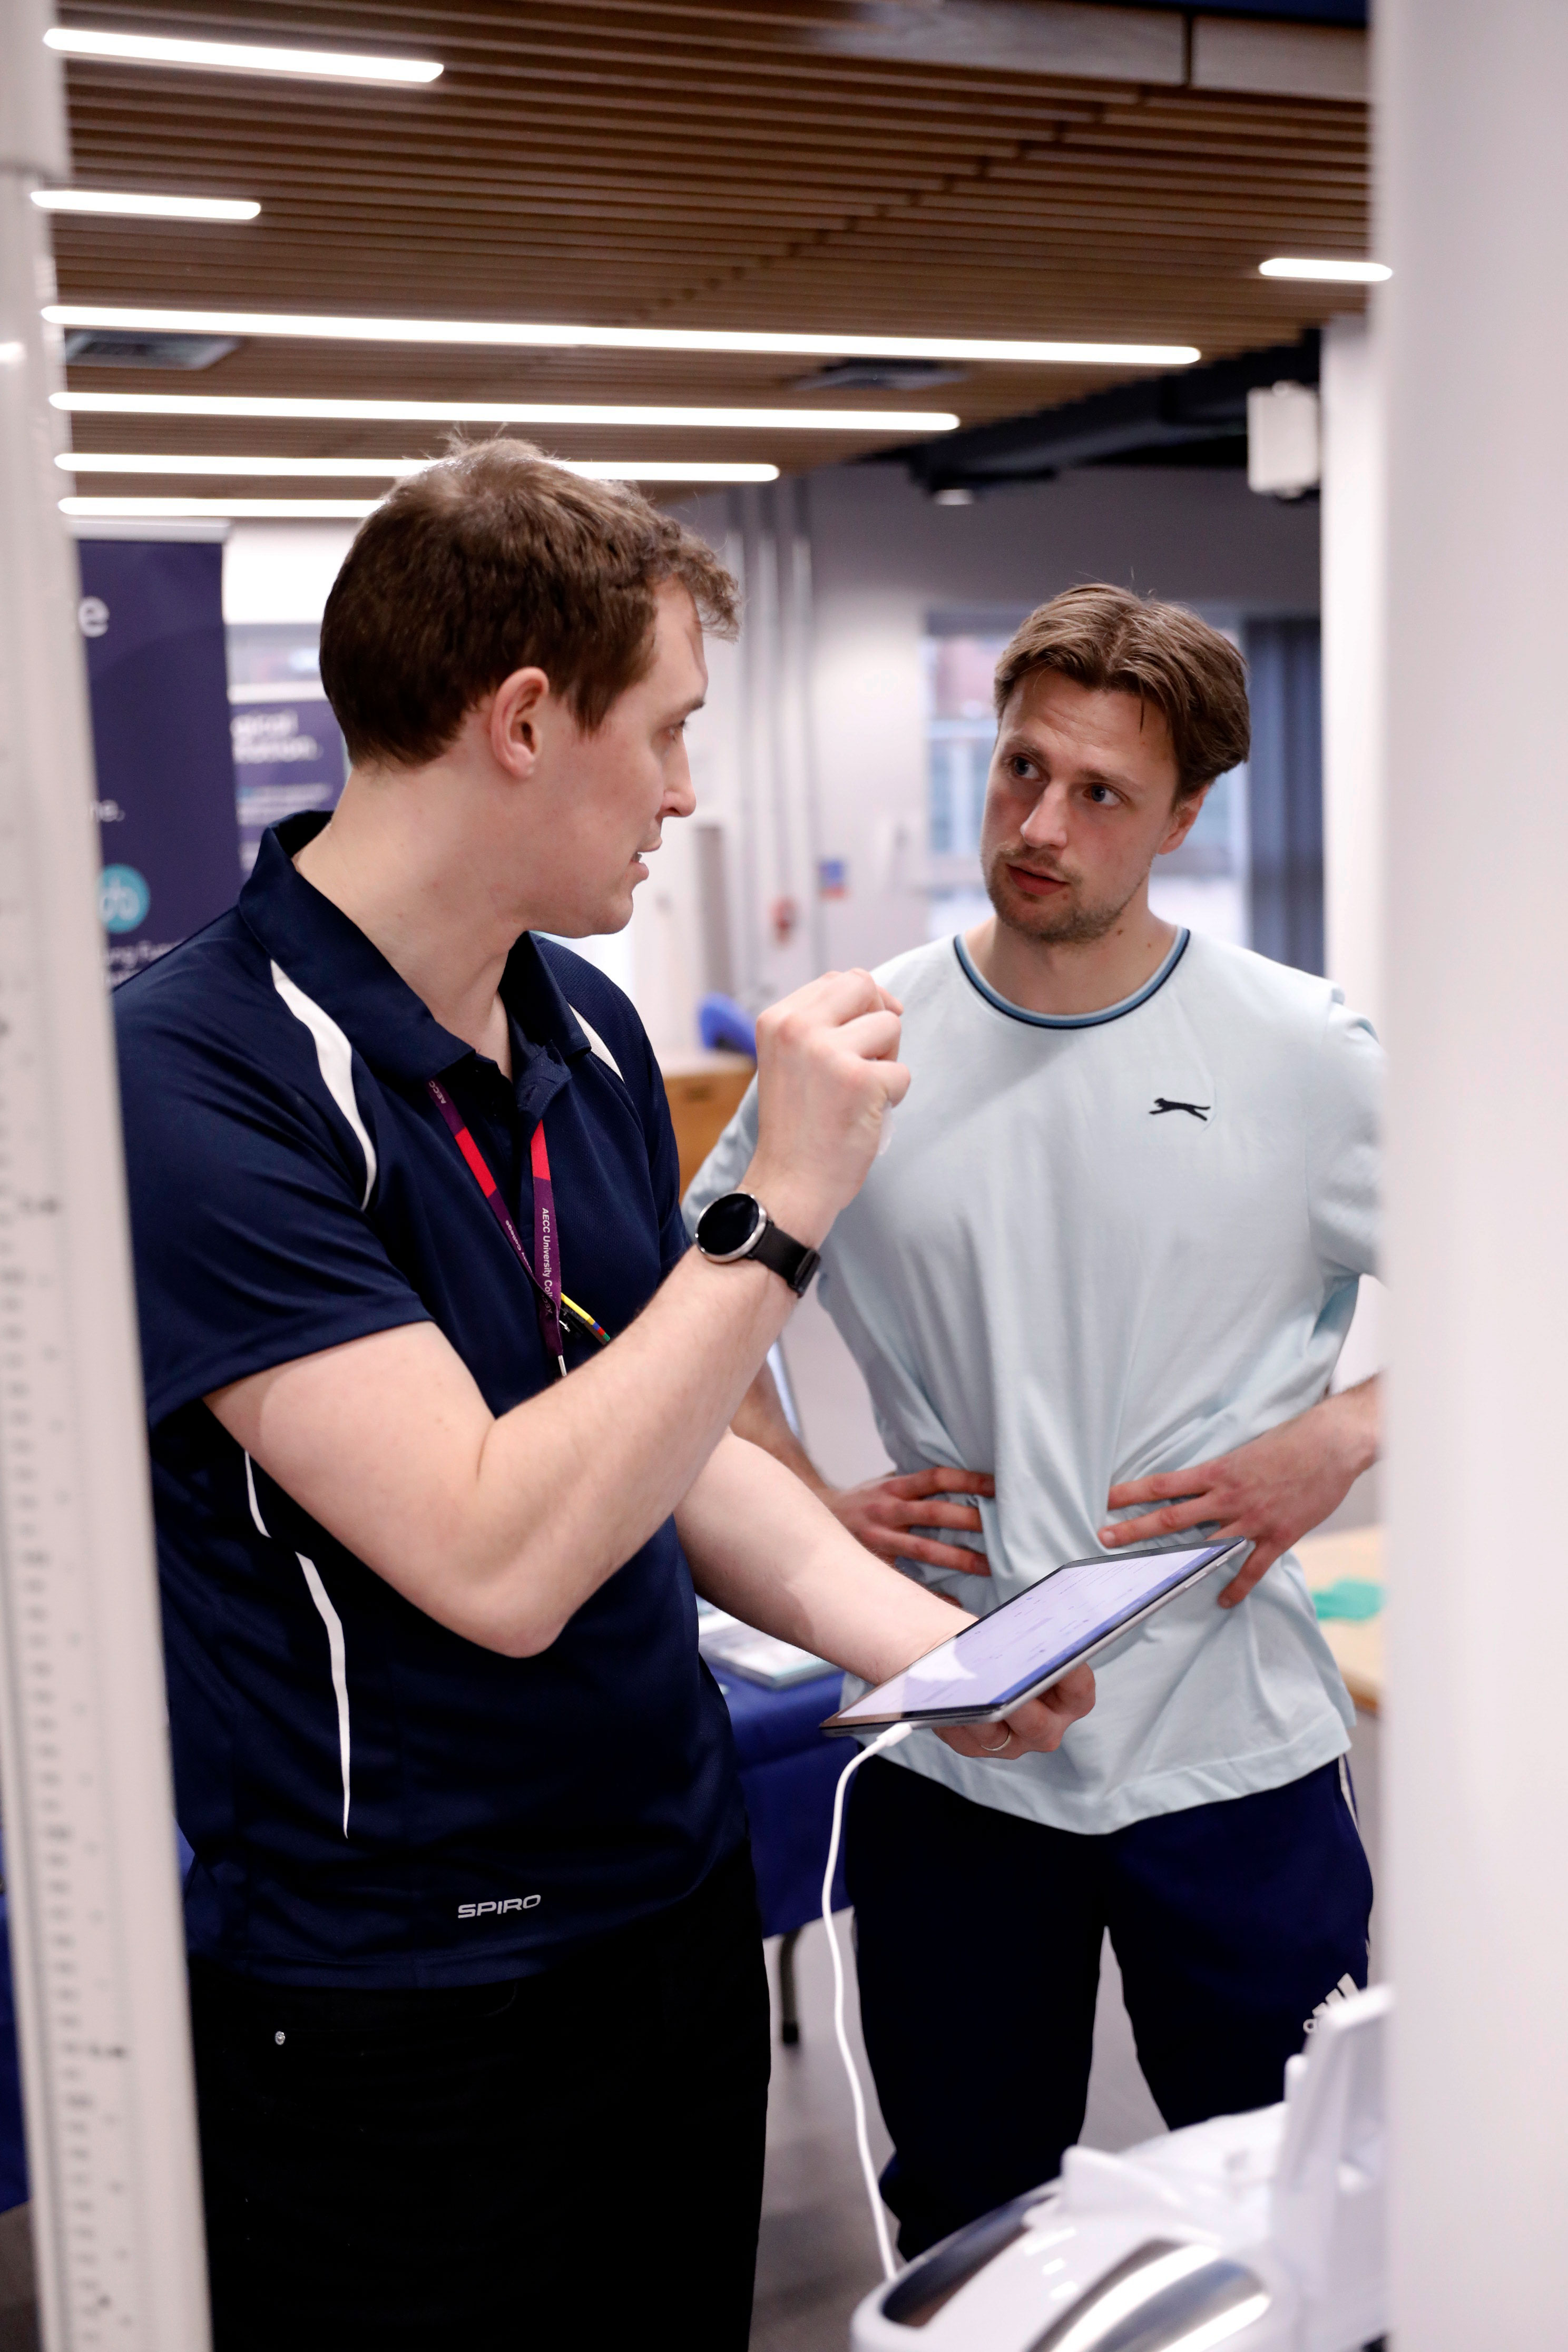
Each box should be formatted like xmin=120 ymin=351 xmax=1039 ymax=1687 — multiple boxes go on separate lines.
xmin=1312 ymin=1577 xmax=1384 ymax=1623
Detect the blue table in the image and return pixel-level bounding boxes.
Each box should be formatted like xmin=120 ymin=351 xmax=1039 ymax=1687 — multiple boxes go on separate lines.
xmin=713 ymin=1668 xmax=849 ymax=2043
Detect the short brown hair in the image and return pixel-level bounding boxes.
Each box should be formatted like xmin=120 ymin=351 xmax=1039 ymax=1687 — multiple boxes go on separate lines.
xmin=994 ymin=584 xmax=1250 ymax=796
xmin=320 ymin=438 xmax=740 ymax=768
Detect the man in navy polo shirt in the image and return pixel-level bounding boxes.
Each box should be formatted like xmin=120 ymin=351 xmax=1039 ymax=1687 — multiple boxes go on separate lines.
xmin=115 ymin=440 xmax=1093 ymax=2349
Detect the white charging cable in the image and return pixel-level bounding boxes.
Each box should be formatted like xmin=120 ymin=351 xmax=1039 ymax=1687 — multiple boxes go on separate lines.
xmin=820 ymin=1718 xmax=917 ymax=2282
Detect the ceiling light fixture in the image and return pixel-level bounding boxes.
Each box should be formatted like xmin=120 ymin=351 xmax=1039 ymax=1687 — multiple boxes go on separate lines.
xmin=33 ymin=190 xmax=260 ymax=221
xmin=56 ymin=454 xmax=781 ymax=483
xmin=1259 ymin=257 xmax=1391 ymax=284
xmin=60 ymin=479 xmax=777 ymax=518
xmin=43 ymin=303 xmax=1199 ymax=369
xmin=567 ymin=460 xmax=781 ymax=482
xmin=52 ymin=393 xmax=957 ymax=433
xmin=61 ymin=496 xmax=381 ymax=519
xmin=58 ymin=454 xmax=418 ymax=478
xmin=42 ymin=28 xmax=442 ymax=83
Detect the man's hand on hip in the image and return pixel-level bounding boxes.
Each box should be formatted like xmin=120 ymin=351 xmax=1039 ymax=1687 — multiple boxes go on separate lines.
xmin=830 ymin=1466 xmax=995 ymax=1575
xmin=1095 ymin=1377 xmax=1380 ymax=1608
xmin=680 ymin=1440 xmax=1094 ymax=1758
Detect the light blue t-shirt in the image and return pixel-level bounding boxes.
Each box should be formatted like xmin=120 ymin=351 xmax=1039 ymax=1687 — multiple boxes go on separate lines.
xmin=683 ymin=927 xmax=1379 ymax=1835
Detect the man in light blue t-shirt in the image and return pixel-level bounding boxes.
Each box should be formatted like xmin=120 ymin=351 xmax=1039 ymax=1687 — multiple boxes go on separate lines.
xmin=685 ymin=584 xmax=1378 ymax=2256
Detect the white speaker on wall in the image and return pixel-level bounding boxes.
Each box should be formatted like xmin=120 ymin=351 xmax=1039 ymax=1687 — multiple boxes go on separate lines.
xmin=1248 ymin=379 xmax=1322 ymax=498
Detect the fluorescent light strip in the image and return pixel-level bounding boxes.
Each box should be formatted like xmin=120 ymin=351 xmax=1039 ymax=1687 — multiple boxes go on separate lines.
xmin=565 ymin=460 xmax=780 ymax=482
xmin=43 ymin=28 xmax=442 ymax=82
xmin=57 ymin=453 xmax=410 ymax=477
xmin=56 ymin=455 xmax=780 ymax=483
xmin=52 ymin=393 xmax=956 ymax=433
xmin=62 ymin=496 xmax=379 ymax=518
xmin=1260 ymin=257 xmax=1391 ymax=284
xmin=43 ymin=304 xmax=1200 ymax=370
xmin=33 ymin=189 xmax=259 ymax=221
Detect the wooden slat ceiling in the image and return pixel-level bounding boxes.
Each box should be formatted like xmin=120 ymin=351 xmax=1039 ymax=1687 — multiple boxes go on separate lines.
xmin=50 ymin=0 xmax=1369 ymax=487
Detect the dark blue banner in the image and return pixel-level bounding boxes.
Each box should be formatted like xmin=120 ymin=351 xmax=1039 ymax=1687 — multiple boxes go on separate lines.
xmin=230 ymin=689 xmax=346 ymax=875
xmin=77 ymin=540 xmax=240 ymax=986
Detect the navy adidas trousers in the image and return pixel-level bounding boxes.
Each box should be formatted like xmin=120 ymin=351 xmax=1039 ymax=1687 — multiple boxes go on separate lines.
xmin=846 ymin=1755 xmax=1373 ymax=2258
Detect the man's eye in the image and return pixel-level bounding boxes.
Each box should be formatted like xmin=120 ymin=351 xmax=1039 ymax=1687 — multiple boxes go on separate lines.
xmin=1009 ymin=756 xmax=1035 ymax=779
xmin=1087 ymin=784 xmax=1117 ymax=806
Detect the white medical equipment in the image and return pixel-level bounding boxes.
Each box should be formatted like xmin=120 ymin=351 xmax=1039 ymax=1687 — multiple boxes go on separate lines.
xmin=848 ymin=1978 xmax=1390 ymax=2352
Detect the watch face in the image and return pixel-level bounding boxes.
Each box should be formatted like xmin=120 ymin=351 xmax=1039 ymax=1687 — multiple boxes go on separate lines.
xmin=698 ymin=1191 xmax=764 ymax=1259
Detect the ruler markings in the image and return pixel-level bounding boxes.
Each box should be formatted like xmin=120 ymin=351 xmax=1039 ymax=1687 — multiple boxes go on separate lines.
xmin=1 ymin=41 xmax=211 ymax=2332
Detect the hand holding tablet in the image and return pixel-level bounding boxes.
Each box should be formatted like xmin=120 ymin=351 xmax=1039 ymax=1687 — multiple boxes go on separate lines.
xmin=822 ymin=1540 xmax=1247 ymax=1736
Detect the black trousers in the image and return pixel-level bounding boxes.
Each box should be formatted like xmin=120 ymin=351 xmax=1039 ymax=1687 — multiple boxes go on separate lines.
xmin=847 ymin=1756 xmax=1373 ymax=2259
xmin=190 ymin=1843 xmax=771 ymax=2350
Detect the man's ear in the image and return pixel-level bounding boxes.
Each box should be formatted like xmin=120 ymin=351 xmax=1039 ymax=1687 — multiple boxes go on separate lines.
xmin=488 ymin=665 xmax=552 ymax=780
xmin=1157 ymin=781 xmax=1210 ymax=856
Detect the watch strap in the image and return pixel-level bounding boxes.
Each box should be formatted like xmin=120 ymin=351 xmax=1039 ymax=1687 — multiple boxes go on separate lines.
xmin=748 ymin=1217 xmax=821 ymax=1298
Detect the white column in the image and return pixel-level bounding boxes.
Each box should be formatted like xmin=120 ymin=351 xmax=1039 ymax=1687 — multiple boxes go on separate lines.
xmin=1320 ymin=313 xmax=1385 ymax=1036
xmin=1383 ymin=1 xmax=1568 ymax=2341
xmin=1320 ymin=314 xmax=1387 ymax=1390
xmin=0 ymin=2 xmax=210 ymax=2343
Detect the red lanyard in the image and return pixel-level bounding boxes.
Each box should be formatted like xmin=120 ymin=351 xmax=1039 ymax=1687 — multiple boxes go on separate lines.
xmin=427 ymin=1077 xmax=566 ymax=1377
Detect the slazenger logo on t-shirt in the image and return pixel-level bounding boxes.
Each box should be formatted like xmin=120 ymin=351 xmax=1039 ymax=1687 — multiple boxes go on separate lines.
xmin=458 ymin=1895 xmax=543 ymax=1920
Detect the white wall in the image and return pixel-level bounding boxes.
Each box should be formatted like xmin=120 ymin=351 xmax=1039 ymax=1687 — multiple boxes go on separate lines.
xmin=1384 ymin=0 xmax=1568 ymax=2339
xmin=1321 ymin=316 xmax=1387 ymax=1389
xmin=222 ymin=521 xmax=356 ymax=625
xmin=1321 ymin=315 xmax=1386 ymax=1035
xmin=634 ymin=481 xmax=844 ymax=1055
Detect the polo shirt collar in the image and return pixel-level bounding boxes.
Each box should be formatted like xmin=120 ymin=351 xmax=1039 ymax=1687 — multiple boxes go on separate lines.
xmin=237 ymin=815 xmax=594 ymax=1094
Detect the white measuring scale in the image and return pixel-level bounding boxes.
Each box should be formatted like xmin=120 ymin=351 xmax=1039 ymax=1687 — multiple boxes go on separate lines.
xmin=0 ymin=2 xmax=211 ymax=2343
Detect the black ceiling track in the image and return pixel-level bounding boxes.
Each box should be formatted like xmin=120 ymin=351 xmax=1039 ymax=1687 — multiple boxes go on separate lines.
xmin=887 ymin=331 xmax=1321 ymax=494
xmin=1106 ymin=1 xmax=1366 ymax=19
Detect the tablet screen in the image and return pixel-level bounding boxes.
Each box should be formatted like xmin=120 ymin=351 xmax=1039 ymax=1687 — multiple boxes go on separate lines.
xmin=830 ymin=1543 xmax=1235 ymax=1725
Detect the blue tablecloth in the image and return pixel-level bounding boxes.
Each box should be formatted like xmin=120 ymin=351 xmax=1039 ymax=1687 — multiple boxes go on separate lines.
xmin=713 ymin=1670 xmax=849 ymax=1939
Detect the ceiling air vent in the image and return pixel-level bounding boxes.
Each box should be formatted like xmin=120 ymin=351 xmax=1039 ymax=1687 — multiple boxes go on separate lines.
xmin=62 ymin=330 xmax=239 ymax=369
xmin=790 ymin=357 xmax=967 ymax=392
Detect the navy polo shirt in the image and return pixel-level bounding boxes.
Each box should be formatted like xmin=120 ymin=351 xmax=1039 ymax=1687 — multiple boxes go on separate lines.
xmin=115 ymin=813 xmax=744 ymax=1987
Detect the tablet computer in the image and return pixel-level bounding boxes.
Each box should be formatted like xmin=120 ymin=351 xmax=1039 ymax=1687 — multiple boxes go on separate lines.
xmin=820 ymin=1539 xmax=1248 ymax=1733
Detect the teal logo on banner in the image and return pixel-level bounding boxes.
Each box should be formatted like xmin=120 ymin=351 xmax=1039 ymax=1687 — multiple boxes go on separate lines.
xmin=97 ymin=865 xmax=151 ymax=933
xmin=77 ymin=540 xmax=240 ymax=986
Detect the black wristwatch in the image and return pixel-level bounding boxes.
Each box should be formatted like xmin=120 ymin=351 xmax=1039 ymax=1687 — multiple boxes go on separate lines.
xmin=693 ymin=1191 xmax=821 ymax=1298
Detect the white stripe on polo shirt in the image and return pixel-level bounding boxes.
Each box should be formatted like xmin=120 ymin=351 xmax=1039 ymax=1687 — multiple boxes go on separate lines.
xmin=245 ymin=1449 xmax=353 ymax=1839
xmin=570 ymin=1007 xmax=623 ymax=1081
xmin=270 ymin=958 xmax=378 ymax=1209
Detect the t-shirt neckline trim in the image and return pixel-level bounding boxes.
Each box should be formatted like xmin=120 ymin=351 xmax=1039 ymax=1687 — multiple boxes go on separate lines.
xmin=952 ymin=926 xmax=1191 ymax=1030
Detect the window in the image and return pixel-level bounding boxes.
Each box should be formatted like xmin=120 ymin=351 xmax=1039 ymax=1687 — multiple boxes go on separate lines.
xmin=924 ymin=627 xmax=1006 ymax=937
xmin=1243 ymin=617 xmax=1323 ymax=975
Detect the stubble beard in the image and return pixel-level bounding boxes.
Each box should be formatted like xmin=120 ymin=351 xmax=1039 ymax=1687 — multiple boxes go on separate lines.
xmin=984 ymin=845 xmax=1139 ymax=947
